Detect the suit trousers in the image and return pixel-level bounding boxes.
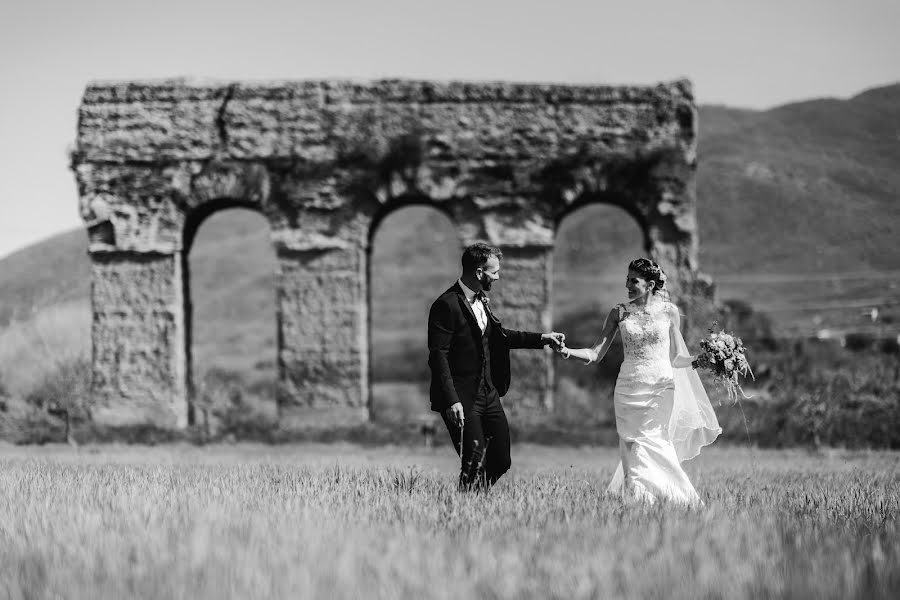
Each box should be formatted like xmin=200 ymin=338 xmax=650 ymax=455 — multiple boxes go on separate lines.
xmin=441 ymin=390 xmax=512 ymax=489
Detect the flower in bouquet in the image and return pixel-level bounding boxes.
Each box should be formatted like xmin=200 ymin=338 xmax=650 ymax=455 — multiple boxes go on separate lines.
xmin=697 ymin=324 xmax=754 ymax=404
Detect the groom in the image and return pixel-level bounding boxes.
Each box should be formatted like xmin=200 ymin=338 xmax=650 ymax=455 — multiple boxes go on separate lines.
xmin=428 ymin=242 xmax=564 ymax=489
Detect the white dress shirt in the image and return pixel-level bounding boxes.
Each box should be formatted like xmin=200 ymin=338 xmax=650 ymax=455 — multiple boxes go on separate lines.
xmin=458 ymin=279 xmax=488 ymax=333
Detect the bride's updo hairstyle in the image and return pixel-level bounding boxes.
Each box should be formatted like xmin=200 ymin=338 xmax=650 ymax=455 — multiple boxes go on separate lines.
xmin=628 ymin=258 xmax=669 ymax=299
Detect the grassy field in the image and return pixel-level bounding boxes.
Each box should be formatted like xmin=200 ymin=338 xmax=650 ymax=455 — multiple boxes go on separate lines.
xmin=1 ymin=444 xmax=898 ymax=599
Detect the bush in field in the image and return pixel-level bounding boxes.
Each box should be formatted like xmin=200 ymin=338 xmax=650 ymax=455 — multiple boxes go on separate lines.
xmin=194 ymin=368 xmax=245 ymax=438
xmin=781 ymin=351 xmax=900 ymax=448
xmin=23 ymin=357 xmax=92 ymax=443
xmin=194 ymin=368 xmax=277 ymax=439
xmin=0 ymin=304 xmax=91 ymax=443
xmin=0 ymin=373 xmax=7 ymax=414
xmin=845 ymin=332 xmax=877 ymax=352
xmin=732 ymin=342 xmax=900 ymax=449
xmin=717 ymin=299 xmax=779 ymax=351
xmin=880 ymin=336 xmax=900 ymax=354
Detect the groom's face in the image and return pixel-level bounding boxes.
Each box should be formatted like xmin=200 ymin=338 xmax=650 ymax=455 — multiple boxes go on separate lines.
xmin=478 ymin=256 xmax=501 ymax=291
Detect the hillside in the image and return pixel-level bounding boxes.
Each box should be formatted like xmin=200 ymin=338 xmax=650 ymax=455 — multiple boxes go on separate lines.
xmin=1 ymin=82 xmax=898 ymax=387
xmin=695 ymin=84 xmax=900 ymax=332
xmin=698 ymin=84 xmax=900 ymax=273
xmin=0 ymin=230 xmax=90 ymax=327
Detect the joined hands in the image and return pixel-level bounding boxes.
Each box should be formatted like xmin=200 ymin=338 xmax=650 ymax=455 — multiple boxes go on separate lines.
xmin=543 ymin=332 xmax=571 ymax=358
xmin=542 ymin=332 xmax=566 ymax=351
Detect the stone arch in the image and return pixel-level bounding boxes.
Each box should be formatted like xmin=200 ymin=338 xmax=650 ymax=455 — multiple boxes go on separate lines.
xmin=366 ymin=200 xmax=462 ymax=422
xmin=183 ymin=199 xmax=264 ymax=255
xmin=176 ymin=163 xmax=280 ymax=426
xmin=73 ymin=78 xmax=710 ymax=430
xmin=366 ymin=194 xmax=461 ymax=250
xmin=555 ymin=195 xmax=652 ymax=254
xmin=552 ymin=198 xmax=651 ymax=315
xmin=543 ymin=146 xmax=699 ymax=288
xmin=180 ymin=201 xmax=279 ymax=427
xmin=551 ymin=201 xmax=648 ymax=424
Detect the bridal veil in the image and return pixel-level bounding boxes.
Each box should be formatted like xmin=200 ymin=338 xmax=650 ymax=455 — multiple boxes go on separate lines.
xmin=669 ymin=322 xmax=722 ymax=462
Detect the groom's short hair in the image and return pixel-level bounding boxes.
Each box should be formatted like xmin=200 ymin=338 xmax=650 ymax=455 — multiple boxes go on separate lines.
xmin=462 ymin=242 xmax=503 ymax=272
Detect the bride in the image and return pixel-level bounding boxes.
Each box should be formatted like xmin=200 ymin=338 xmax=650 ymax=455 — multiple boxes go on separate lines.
xmin=559 ymin=258 xmax=721 ymax=505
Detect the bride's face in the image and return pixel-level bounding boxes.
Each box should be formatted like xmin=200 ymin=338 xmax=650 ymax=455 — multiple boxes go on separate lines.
xmin=626 ymin=270 xmax=654 ymax=300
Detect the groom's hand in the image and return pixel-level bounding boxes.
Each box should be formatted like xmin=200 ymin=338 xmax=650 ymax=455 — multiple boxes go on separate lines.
xmin=542 ymin=332 xmax=566 ymax=350
xmin=445 ymin=402 xmax=465 ymax=428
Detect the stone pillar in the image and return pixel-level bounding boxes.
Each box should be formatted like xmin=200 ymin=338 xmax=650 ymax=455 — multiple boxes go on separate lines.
xmin=275 ymin=246 xmax=369 ymax=428
xmin=89 ymin=251 xmax=189 ymax=427
xmin=646 ymin=222 xmax=714 ymax=340
xmin=488 ymin=245 xmax=554 ymax=415
xmin=643 ymin=142 xmax=706 ymax=314
xmin=646 ymin=232 xmax=692 ymax=296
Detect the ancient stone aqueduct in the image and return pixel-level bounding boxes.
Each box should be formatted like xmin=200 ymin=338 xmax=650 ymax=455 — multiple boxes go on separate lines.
xmin=71 ymin=78 xmax=710 ymax=430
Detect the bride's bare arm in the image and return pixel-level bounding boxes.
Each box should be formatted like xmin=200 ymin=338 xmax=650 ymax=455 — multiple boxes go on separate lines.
xmin=667 ymin=303 xmax=696 ymax=368
xmin=562 ymin=307 xmax=619 ymax=364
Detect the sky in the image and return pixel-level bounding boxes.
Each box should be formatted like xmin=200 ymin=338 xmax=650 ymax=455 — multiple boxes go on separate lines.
xmin=0 ymin=0 xmax=897 ymax=259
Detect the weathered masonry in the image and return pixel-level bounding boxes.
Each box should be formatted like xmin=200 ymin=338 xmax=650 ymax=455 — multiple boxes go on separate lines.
xmin=71 ymin=78 xmax=710 ymax=430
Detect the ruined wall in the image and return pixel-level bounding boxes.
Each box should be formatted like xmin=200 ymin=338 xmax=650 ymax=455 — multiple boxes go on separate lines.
xmin=72 ymin=78 xmax=705 ymax=429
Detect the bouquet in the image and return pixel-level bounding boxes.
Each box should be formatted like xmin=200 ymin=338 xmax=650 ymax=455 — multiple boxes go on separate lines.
xmin=696 ymin=324 xmax=754 ymax=404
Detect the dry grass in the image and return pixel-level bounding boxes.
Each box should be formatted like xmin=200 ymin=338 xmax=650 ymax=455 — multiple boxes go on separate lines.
xmin=0 ymin=444 xmax=897 ymax=599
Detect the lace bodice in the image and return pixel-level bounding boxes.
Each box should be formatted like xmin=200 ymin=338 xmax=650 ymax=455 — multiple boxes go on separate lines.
xmin=617 ymin=301 xmax=674 ymax=383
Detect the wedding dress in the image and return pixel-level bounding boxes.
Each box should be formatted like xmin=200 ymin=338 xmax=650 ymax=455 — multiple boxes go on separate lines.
xmin=606 ymin=301 xmax=721 ymax=505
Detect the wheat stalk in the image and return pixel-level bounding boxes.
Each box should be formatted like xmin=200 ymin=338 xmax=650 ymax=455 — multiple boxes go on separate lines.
xmin=457 ymin=420 xmax=465 ymax=489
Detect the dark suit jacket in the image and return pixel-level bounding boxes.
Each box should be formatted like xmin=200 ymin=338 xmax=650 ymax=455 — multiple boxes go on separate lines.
xmin=427 ymin=283 xmax=544 ymax=413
